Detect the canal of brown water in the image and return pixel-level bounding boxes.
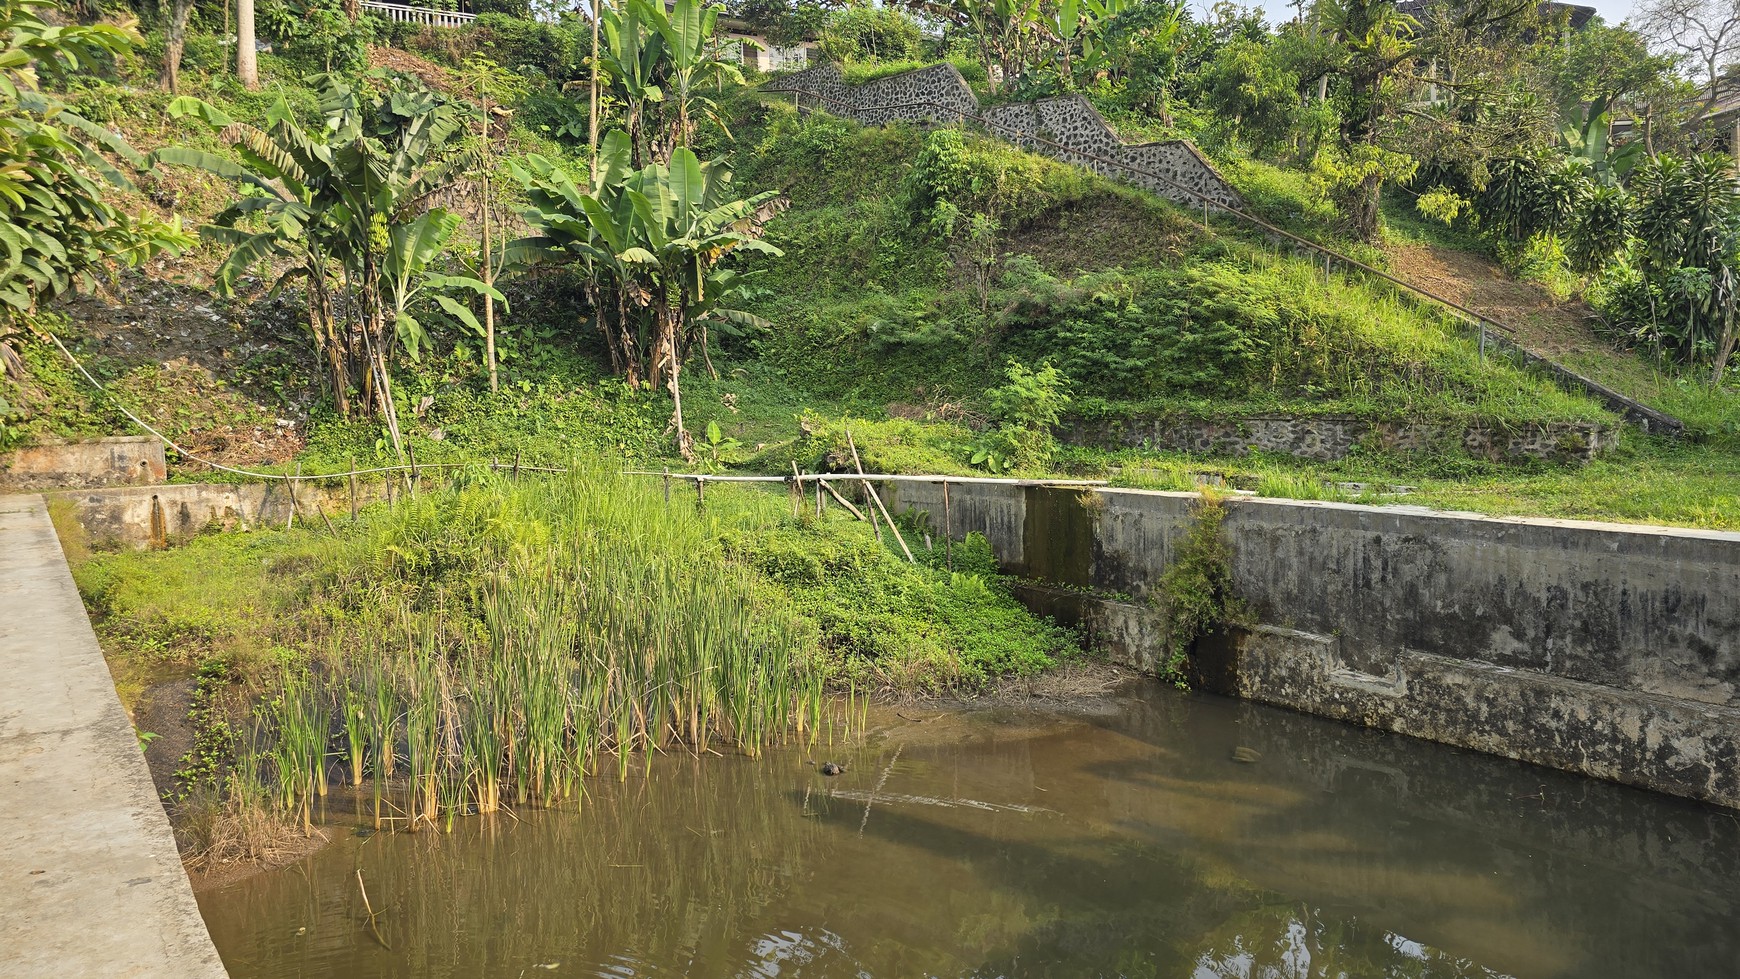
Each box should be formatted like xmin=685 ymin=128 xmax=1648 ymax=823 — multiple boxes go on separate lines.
xmin=198 ymin=683 xmax=1740 ymax=978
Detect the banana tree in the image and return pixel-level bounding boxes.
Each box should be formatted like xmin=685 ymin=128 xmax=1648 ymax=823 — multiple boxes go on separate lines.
xmin=511 ymin=130 xmax=781 ymax=457
xmin=1559 ymin=95 xmax=1644 ymax=186
xmin=599 ymin=0 xmax=667 ymax=166
xmin=157 ymin=75 xmax=491 ymax=458
xmin=652 ymin=0 xmax=744 ymax=151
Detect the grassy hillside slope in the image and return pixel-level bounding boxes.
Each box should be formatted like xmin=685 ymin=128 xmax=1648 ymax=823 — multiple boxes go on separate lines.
xmin=7 ymin=48 xmax=1738 ymax=529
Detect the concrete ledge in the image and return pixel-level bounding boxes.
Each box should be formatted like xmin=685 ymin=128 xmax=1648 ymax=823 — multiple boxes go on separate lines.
xmin=0 ymin=495 xmax=227 ymax=978
xmin=1 ymin=436 xmax=166 ymax=492
xmin=50 ymin=480 xmax=389 ymax=549
xmin=1205 ymin=625 xmax=1740 ymax=807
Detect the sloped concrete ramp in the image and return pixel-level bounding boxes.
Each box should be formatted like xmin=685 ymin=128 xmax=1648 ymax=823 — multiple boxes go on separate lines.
xmin=0 ymin=495 xmax=226 ymax=977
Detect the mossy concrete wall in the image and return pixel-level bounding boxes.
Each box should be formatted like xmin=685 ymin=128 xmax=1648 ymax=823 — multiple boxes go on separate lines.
xmin=885 ymin=481 xmax=1740 ymax=808
xmin=1 ymin=436 xmax=166 ymax=491
xmin=51 ymin=480 xmax=390 ymax=549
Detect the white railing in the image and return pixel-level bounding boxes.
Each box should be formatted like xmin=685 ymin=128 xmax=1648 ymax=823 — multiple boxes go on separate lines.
xmin=361 ymin=1 xmax=477 ymax=27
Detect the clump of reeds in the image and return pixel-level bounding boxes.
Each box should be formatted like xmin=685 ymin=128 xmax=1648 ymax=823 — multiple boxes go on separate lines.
xmin=247 ymin=462 xmax=833 ymax=832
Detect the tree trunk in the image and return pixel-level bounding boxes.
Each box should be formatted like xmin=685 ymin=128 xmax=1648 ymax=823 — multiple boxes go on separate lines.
xmin=1348 ymin=171 xmax=1383 ymax=244
xmin=1712 ymin=307 xmax=1736 ymax=387
xmin=160 ymin=0 xmax=193 ymax=93
xmin=237 ymin=0 xmax=258 ymax=90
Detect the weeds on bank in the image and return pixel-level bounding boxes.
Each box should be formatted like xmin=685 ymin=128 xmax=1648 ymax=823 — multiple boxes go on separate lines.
xmin=1153 ymin=493 xmax=1242 ymax=684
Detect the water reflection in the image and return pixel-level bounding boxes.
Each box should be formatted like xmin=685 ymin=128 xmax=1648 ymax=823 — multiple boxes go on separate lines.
xmin=199 ymin=685 xmax=1740 ymax=978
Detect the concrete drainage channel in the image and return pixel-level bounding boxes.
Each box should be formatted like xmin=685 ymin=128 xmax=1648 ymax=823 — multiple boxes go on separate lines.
xmin=886 ymin=481 xmax=1740 ymax=810
xmin=0 ymin=495 xmax=228 ymax=978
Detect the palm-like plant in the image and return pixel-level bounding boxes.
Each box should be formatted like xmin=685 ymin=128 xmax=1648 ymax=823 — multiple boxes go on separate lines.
xmin=511 ymin=130 xmax=781 ymax=457
xmin=1631 ymin=152 xmax=1739 ymax=378
xmin=157 ymin=75 xmax=501 ymax=456
xmin=654 ymin=0 xmax=744 ymax=151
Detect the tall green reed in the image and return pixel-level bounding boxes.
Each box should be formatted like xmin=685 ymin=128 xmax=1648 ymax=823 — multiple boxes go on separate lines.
xmin=247 ymin=461 xmax=828 ymax=832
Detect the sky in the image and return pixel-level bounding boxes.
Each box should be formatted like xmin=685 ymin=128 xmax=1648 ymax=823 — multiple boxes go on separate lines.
xmin=1245 ymin=0 xmax=1643 ymax=27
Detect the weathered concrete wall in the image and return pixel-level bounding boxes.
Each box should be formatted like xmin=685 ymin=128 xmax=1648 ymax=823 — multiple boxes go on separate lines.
xmin=1067 ymin=412 xmax=1617 ymax=465
xmin=886 ymin=480 xmax=1740 ymax=808
xmin=1 ymin=436 xmax=167 ymax=491
xmin=52 ymin=479 xmax=390 ymax=549
xmin=765 ymin=62 xmax=1243 ymax=211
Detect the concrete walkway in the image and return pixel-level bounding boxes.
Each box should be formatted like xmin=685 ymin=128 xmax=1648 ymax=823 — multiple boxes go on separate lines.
xmin=0 ymin=495 xmax=227 ymax=977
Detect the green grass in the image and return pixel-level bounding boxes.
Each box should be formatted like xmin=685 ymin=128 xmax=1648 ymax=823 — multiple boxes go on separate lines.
xmin=1087 ymin=433 xmax=1740 ymax=530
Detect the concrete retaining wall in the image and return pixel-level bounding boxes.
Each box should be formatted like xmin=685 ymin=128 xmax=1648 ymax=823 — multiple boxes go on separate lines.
xmin=1 ymin=436 xmax=167 ymax=491
xmin=51 ymin=480 xmax=390 ymax=549
xmin=886 ymin=481 xmax=1740 ymax=808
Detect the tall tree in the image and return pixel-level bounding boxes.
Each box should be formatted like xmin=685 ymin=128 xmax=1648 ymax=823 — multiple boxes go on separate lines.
xmin=1314 ymin=0 xmax=1419 ymax=240
xmin=237 ymin=0 xmax=257 ymax=89
xmin=160 ymin=0 xmax=194 ymax=92
xmin=1635 ymin=0 xmax=1740 ymax=128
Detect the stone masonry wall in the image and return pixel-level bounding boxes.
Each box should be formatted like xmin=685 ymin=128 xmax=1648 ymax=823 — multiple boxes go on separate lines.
xmin=766 ymin=62 xmax=1242 ymax=211
xmin=885 ymin=480 xmax=1740 ymax=809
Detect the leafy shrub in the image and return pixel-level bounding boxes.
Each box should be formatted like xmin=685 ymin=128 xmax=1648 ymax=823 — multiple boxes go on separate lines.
xmin=904 ymin=128 xmax=1092 ymax=234
xmin=998 ymin=263 xmax=1283 ymax=399
xmin=463 ymin=13 xmax=586 ymax=80
xmin=260 ymin=0 xmax=376 ymax=73
xmin=470 ymin=0 xmax=532 ymax=15
xmin=819 ymin=7 xmax=923 ymax=64
xmin=972 ymin=359 xmax=1071 ymax=473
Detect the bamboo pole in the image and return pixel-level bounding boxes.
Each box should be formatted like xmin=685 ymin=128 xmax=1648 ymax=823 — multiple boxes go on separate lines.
xmin=285 ymin=462 xmax=299 ymax=530
xmin=820 ymin=479 xmax=866 ymax=521
xmin=848 ymin=432 xmax=914 ymax=564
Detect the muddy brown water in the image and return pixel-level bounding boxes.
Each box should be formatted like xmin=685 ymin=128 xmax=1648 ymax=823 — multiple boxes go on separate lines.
xmin=198 ymin=684 xmax=1740 ymax=978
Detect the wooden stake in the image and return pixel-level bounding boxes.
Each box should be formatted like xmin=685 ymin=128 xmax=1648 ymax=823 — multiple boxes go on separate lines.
xmin=695 ymin=477 xmax=705 ymax=508
xmin=347 ymin=456 xmax=358 ymax=521
xmin=847 ymin=431 xmax=914 ymax=563
xmin=285 ymin=463 xmax=299 ymax=530
xmin=821 ymin=479 xmax=866 ymax=521
xmin=791 ymin=461 xmax=802 ymax=518
xmin=663 ymin=467 xmax=672 ymax=504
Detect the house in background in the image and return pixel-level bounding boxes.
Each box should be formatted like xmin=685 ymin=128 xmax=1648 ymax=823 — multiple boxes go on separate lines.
xmin=670 ymin=2 xmax=816 ymax=73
